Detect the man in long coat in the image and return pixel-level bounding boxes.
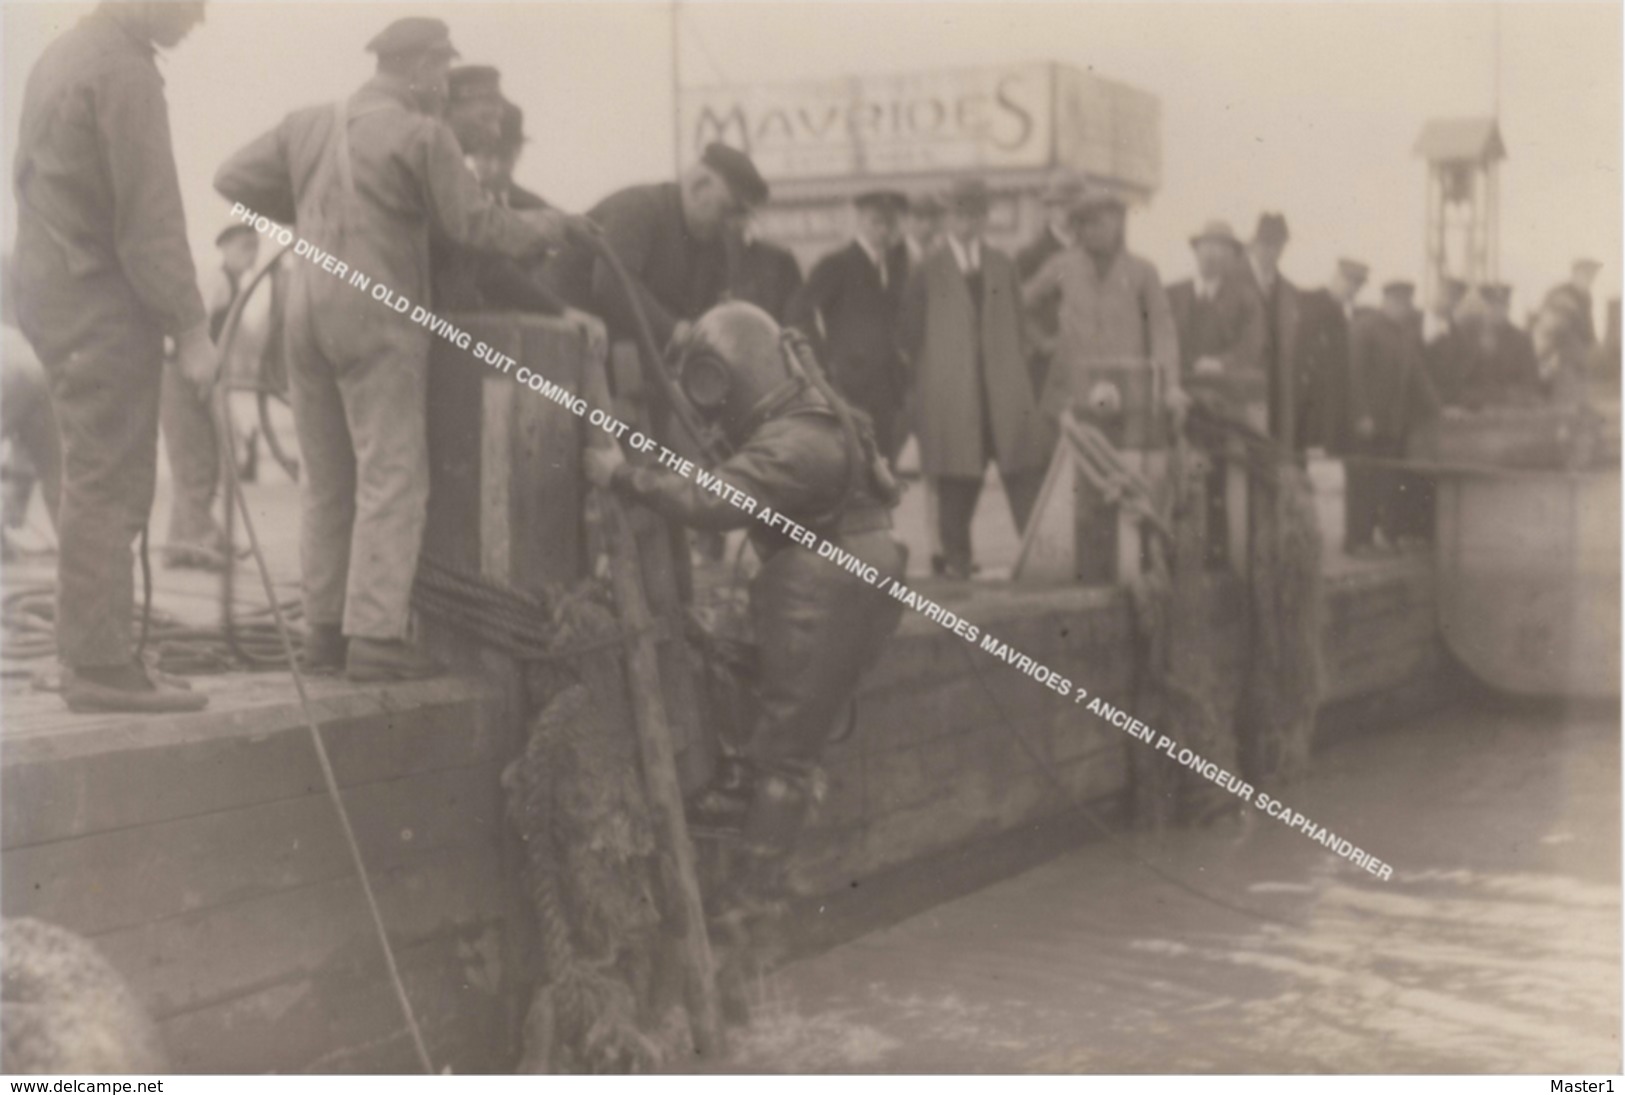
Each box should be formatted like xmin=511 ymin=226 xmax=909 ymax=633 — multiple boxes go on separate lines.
xmin=1238 ymin=213 xmax=1305 ymax=452
xmin=1015 ymin=171 xmax=1085 ymax=395
xmin=899 ymin=178 xmax=1045 ymax=579
xmin=787 ymin=190 xmax=910 ymax=461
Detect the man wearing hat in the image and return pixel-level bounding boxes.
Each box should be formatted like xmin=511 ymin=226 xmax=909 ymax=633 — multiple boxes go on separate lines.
xmin=1296 ymin=257 xmax=1369 ymax=456
xmin=215 ymin=17 xmax=583 ymax=681
xmin=1536 ymin=259 xmax=1603 ymax=403
xmin=469 ymin=101 xmax=547 ymax=211
xmin=1015 ymin=171 xmax=1087 ymax=394
xmin=1022 ymin=186 xmax=1181 ymax=455
xmin=158 ymin=222 xmax=265 ymax=570
xmin=899 ymin=177 xmax=1046 ymax=579
xmin=554 ymin=142 xmax=769 ymax=356
xmin=725 ymin=208 xmax=803 ymax=326
xmin=1346 ymin=281 xmax=1439 ymax=554
xmin=1237 ymin=213 xmax=1306 ymax=451
xmin=1167 ymin=220 xmax=1265 ymax=396
xmin=1425 ymin=276 xmax=1469 ymax=346
xmin=787 ymin=190 xmax=911 ymax=460
xmin=13 ymin=1 xmax=213 ymax=712
xmin=903 ymin=191 xmax=946 ymax=267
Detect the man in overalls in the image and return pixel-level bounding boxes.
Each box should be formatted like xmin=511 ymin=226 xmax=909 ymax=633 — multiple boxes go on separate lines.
xmin=215 ymin=17 xmax=583 ymax=680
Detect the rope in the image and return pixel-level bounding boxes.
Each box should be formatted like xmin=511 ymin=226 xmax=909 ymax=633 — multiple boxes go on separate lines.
xmin=949 ymin=637 xmax=1296 ymax=928
xmin=210 ymin=245 xmax=435 ymax=1074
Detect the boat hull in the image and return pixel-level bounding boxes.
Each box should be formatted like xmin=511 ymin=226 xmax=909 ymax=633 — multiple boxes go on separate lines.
xmin=1434 ymin=468 xmax=1621 ymax=697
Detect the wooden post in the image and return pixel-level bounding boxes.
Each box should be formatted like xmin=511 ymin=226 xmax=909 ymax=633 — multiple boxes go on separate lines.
xmin=582 ymin=352 xmax=725 ymax=1060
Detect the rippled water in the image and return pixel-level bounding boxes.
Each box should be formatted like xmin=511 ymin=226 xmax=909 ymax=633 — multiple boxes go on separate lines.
xmin=723 ymin=699 xmax=1621 ymax=1073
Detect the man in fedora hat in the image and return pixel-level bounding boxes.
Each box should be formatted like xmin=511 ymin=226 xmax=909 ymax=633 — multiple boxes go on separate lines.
xmin=1022 ymin=186 xmax=1182 ymax=455
xmin=900 ymin=177 xmax=1046 ymax=579
xmin=1015 ymin=170 xmax=1088 ymax=394
xmin=216 ymin=16 xmax=585 ymax=681
xmin=788 ymin=189 xmax=910 ymax=460
xmin=1238 ymin=213 xmax=1306 ymax=452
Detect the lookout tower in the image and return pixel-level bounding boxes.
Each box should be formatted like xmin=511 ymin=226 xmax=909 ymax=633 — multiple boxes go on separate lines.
xmin=1415 ymin=117 xmax=1506 ymax=307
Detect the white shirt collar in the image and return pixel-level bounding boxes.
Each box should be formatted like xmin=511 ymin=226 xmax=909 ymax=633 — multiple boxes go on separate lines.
xmin=1249 ymin=255 xmax=1275 ymax=293
xmin=1196 ymin=272 xmax=1222 ymax=300
xmin=855 ymin=236 xmax=888 ymax=274
xmin=947 ymin=235 xmax=981 ymax=275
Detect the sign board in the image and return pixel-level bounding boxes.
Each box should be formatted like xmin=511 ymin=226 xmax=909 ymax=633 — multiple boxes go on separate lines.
xmin=678 ymin=63 xmax=1056 ymax=181
xmin=679 ymin=63 xmax=1160 ymax=193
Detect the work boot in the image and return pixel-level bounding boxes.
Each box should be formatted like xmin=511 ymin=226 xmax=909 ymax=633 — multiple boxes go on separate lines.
xmin=345 ymin=637 xmax=442 ymax=683
xmin=62 ymin=661 xmax=208 ymax=714
xmin=299 ymin=624 xmax=346 ymax=675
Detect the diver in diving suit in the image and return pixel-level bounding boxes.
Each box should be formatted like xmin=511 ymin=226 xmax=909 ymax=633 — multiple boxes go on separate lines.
xmin=583 ymin=300 xmax=906 ymax=987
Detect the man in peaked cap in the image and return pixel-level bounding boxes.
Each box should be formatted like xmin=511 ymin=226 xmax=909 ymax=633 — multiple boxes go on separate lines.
xmin=554 ymin=141 xmax=769 ymax=356
xmin=786 ymin=188 xmax=911 ymax=462
xmin=215 ymin=16 xmax=589 ymax=681
xmin=1346 ymin=280 xmax=1439 ymax=553
xmin=1297 ymin=256 xmax=1369 ymax=456
xmin=444 ymin=64 xmax=504 ymax=154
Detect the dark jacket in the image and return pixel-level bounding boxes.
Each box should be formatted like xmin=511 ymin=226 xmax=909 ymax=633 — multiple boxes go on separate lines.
xmin=787 ymin=240 xmax=908 ymax=409
xmin=1349 ymin=310 xmax=1438 ymax=445
xmin=727 ymin=237 xmax=803 ymax=324
xmin=552 ymin=180 xmax=728 ymax=346
xmin=13 ymin=7 xmax=205 ymax=345
xmin=1295 ymin=287 xmax=1353 ymax=452
xmin=1167 ymin=275 xmax=1266 ymax=378
xmin=1014 ymin=225 xmax=1069 ymax=343
xmin=433 ymin=181 xmax=566 ymax=316
xmin=1239 ymin=263 xmax=1304 ymax=449
xmin=1428 ymin=322 xmax=1540 ymax=409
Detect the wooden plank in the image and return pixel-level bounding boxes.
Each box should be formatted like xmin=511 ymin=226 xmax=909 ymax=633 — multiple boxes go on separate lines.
xmin=4 ymin=763 xmax=500 ymax=938
xmin=3 ymin=681 xmax=500 ymax=850
xmin=158 ymin=922 xmax=509 ymax=1075
xmin=93 ymin=843 xmax=504 ymax=1021
xmin=478 ymin=369 xmax=515 ymax=582
xmin=510 ymin=321 xmax=586 ymax=590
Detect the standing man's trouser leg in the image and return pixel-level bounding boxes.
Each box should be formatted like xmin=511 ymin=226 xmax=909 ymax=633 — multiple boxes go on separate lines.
xmin=287 ymin=325 xmax=429 ymax=640
xmin=41 ymin=310 xmax=164 ymax=668
xmin=998 ymin=462 xmax=1043 ymax=534
xmin=159 ymin=354 xmax=222 ymax=551
xmin=936 ymin=473 xmax=984 ymax=573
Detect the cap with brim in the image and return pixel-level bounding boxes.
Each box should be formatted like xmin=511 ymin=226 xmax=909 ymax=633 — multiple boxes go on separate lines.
xmin=1337 ymin=258 xmax=1370 ymax=281
xmin=1189 ymin=219 xmax=1241 ymax=250
xmin=215 ymin=223 xmax=258 ymax=247
xmin=701 ymin=142 xmax=768 ymax=208
xmin=945 ymin=178 xmax=990 ymax=217
xmin=366 ymin=17 xmax=458 ymax=59
xmin=448 ymin=65 xmax=501 ymax=102
xmin=1482 ymin=283 xmax=1513 ymax=305
xmin=1383 ymin=280 xmax=1415 ymax=298
xmin=854 ymin=190 xmax=909 ymax=216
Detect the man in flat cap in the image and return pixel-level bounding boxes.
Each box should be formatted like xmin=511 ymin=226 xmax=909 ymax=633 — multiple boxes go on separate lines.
xmin=13 ymin=1 xmax=212 ymax=712
xmin=1296 ymin=257 xmax=1368 ymax=459
xmin=159 ymin=221 xmax=265 ymax=571
xmin=899 ymin=178 xmax=1046 ymax=579
xmin=1016 ymin=171 xmax=1088 ymax=395
xmin=787 ymin=190 xmax=911 ymax=462
xmin=1166 ymin=220 xmax=1265 ymax=567
xmin=1536 ymin=259 xmax=1603 ymax=403
xmin=1346 ymin=281 xmax=1439 ymax=554
xmin=1237 ymin=213 xmax=1306 ymax=453
xmin=215 ymin=17 xmax=585 ymax=682
xmin=1022 ymin=187 xmax=1182 ymax=458
xmin=555 ymin=142 xmax=769 ymax=359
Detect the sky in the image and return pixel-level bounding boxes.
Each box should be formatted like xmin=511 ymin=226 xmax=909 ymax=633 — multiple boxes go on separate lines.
xmin=2 ymin=0 xmax=1620 ymax=317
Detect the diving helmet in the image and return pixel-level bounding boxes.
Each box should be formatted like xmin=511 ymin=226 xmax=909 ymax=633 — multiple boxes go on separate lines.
xmin=677 ymin=301 xmax=806 ymax=445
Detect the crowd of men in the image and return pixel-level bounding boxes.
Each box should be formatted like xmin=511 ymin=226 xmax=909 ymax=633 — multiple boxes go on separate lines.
xmin=5 ymin=3 xmax=1614 ymax=716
